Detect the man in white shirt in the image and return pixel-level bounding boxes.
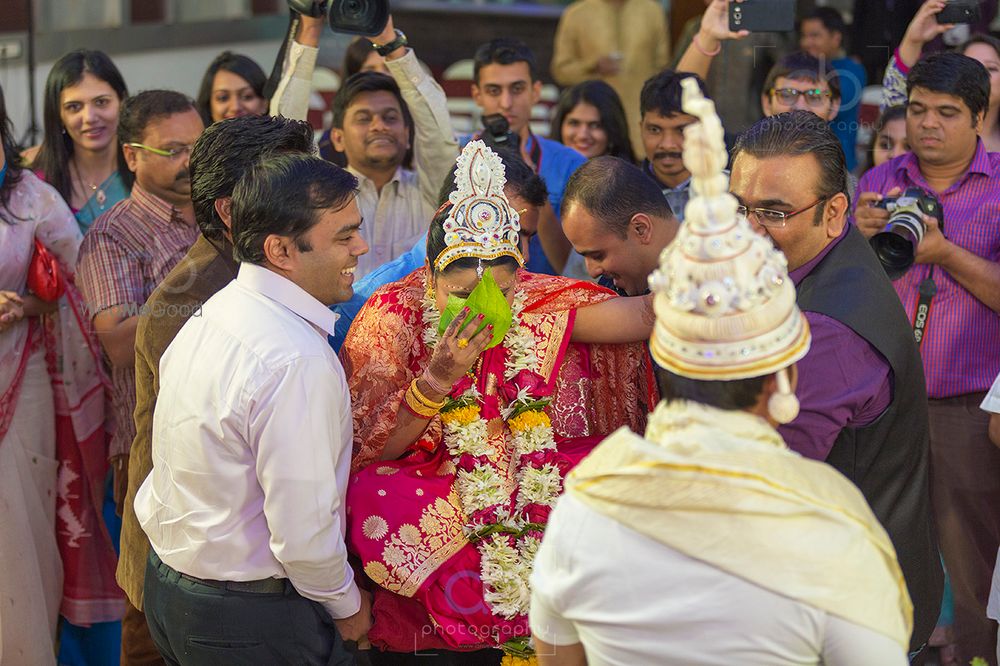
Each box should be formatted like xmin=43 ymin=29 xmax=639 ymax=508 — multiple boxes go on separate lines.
xmin=329 ymin=15 xmax=458 ymax=277
xmin=135 ymin=154 xmax=370 ymax=664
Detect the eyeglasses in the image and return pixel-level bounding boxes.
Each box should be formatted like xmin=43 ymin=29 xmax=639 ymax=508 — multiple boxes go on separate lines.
xmin=126 ymin=143 xmax=194 ymax=159
xmin=769 ymin=87 xmax=832 ymax=108
xmin=736 ymin=197 xmax=828 ymax=228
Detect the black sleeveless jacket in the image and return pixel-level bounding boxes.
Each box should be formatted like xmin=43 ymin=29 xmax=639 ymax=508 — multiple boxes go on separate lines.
xmin=796 ymin=225 xmax=943 ymax=652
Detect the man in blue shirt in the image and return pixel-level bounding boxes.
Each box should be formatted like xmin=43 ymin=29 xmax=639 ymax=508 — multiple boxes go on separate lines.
xmin=463 ymin=38 xmax=586 ymax=275
xmin=799 ymin=7 xmax=867 ymax=173
xmin=330 ymin=150 xmax=548 ymax=351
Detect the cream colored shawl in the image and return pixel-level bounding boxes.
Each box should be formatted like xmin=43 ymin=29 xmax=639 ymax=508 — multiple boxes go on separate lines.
xmin=568 ymin=400 xmax=913 ymax=649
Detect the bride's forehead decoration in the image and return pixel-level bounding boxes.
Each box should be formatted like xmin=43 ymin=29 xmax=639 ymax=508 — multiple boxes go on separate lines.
xmin=434 ymin=140 xmax=525 ymax=273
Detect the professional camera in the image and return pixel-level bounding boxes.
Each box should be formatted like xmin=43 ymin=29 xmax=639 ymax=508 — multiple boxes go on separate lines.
xmin=479 ymin=114 xmax=521 ymax=153
xmin=287 ymin=0 xmax=388 ymax=36
xmin=870 ymin=187 xmax=944 ymax=280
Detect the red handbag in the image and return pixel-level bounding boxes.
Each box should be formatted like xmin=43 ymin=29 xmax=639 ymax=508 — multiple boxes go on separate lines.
xmin=27 ymin=238 xmax=65 ymax=302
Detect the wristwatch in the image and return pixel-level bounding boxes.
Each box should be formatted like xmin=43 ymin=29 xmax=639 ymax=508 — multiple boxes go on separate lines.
xmin=373 ymin=29 xmax=407 ymax=57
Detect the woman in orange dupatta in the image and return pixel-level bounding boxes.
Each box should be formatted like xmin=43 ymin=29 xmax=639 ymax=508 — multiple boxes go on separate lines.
xmin=341 ymin=141 xmax=657 ymax=665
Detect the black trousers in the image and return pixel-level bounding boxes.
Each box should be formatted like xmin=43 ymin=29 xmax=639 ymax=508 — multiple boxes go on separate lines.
xmin=143 ymin=552 xmax=354 ymax=665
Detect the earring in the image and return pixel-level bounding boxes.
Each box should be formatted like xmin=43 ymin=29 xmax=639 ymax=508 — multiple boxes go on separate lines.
xmin=767 ymin=367 xmax=800 ymax=424
xmin=425 ymin=278 xmax=434 ymax=300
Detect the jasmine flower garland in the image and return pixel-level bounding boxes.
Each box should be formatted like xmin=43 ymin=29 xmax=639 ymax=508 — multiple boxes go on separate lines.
xmin=421 ymin=289 xmax=564 ymax=652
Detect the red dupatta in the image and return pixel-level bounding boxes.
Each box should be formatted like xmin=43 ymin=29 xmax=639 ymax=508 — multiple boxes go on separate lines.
xmin=44 ymin=268 xmax=123 ymax=625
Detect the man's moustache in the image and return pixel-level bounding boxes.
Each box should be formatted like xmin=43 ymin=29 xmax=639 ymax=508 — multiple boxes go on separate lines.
xmin=654 ymin=151 xmax=683 ymax=160
xmin=175 ymin=170 xmax=190 ymax=182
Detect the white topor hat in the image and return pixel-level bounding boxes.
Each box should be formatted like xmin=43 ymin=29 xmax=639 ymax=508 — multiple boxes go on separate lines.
xmin=647 ymin=80 xmax=811 ymax=420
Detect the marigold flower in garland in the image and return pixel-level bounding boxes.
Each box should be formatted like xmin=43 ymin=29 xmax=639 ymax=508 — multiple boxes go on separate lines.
xmin=508 ymin=409 xmax=551 ymax=433
xmin=441 ymin=404 xmax=481 ymax=426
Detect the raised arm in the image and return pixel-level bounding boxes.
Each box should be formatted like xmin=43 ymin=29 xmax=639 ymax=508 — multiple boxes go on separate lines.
xmin=881 ymin=0 xmax=953 ymax=111
xmin=381 ymin=16 xmax=460 ymax=209
xmin=570 ymin=293 xmax=655 ymax=344
xmin=268 ymin=13 xmax=324 ymax=120
xmin=379 ymin=312 xmax=492 ymax=462
xmin=675 ymin=0 xmax=748 ymax=80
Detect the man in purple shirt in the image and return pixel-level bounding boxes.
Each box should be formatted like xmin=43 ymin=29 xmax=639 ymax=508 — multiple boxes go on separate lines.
xmin=854 ymin=52 xmax=1000 ymax=666
xmin=730 ymin=110 xmax=942 ymax=657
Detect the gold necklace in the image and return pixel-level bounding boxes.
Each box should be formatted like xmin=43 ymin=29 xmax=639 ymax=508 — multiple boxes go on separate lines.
xmin=73 ymin=160 xmax=109 ymax=209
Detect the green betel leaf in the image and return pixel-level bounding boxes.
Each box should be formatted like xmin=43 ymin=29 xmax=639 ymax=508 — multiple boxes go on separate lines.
xmin=436 ymin=270 xmax=513 ymax=349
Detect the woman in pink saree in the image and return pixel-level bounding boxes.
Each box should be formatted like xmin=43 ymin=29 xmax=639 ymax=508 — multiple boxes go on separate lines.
xmin=341 ymin=141 xmax=657 ymax=664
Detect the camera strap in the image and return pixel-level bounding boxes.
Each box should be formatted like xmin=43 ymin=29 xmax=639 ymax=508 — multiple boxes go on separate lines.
xmin=528 ymin=135 xmax=542 ymax=169
xmin=912 ymin=267 xmax=936 ymax=350
xmin=264 ymin=10 xmax=301 ymax=100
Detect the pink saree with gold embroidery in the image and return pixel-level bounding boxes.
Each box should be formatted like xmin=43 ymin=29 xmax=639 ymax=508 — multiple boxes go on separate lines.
xmin=341 ymin=268 xmax=656 ymax=653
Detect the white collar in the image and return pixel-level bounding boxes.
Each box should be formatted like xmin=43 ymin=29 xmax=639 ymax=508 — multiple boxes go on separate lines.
xmin=237 ymin=263 xmax=339 ymax=336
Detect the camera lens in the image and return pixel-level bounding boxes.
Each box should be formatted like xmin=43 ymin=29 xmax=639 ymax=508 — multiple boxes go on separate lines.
xmin=326 ymin=0 xmax=388 ymax=35
xmin=870 ymin=211 xmax=923 ymax=280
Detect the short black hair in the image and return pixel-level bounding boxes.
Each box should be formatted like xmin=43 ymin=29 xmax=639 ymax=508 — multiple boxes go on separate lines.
xmin=196 ymin=52 xmax=267 ymax=125
xmin=231 ymin=154 xmax=358 ymax=265
xmin=733 ymin=110 xmax=850 ymax=216
xmin=907 ymin=52 xmax=990 ymax=124
xmin=563 ymin=156 xmax=674 ymax=238
xmin=331 ymin=72 xmax=411 ymax=130
xmin=550 ymin=80 xmax=635 ymax=162
xmin=640 ymin=70 xmax=710 ymax=119
xmin=435 ymin=146 xmax=547 ymax=208
xmin=801 ymin=7 xmax=846 ymax=36
xmin=473 ymin=38 xmax=539 ymax=84
xmin=764 ymin=51 xmax=841 ymax=101
xmin=660 ymin=371 xmax=767 ymax=411
xmin=190 ymin=115 xmax=315 ymax=241
xmin=118 ymin=90 xmax=198 ymax=145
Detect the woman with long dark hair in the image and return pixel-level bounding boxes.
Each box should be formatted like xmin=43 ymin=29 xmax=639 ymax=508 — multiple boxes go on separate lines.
xmin=549 ymin=80 xmax=635 ymax=162
xmin=31 ymin=49 xmax=131 ymax=232
xmin=1 ymin=80 xmax=117 ymax=665
xmin=196 ymin=51 xmax=268 ymax=125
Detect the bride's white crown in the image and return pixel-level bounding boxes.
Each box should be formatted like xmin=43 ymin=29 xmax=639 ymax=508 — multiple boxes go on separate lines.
xmin=434 ymin=140 xmax=524 ymax=273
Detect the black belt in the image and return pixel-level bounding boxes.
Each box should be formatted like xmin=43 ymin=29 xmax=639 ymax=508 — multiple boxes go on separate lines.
xmin=150 ymin=551 xmax=288 ymax=594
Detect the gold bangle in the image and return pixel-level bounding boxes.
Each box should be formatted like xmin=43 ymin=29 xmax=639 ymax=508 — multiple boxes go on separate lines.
xmin=404 ymin=385 xmax=439 ymax=419
xmin=410 ymin=378 xmax=446 ymax=410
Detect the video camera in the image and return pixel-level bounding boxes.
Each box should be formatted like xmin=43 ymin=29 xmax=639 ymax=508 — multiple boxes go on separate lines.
xmin=287 ymin=0 xmax=388 ymax=36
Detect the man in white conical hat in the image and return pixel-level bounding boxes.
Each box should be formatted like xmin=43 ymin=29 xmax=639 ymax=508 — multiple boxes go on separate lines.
xmin=528 ymin=79 xmax=912 ymax=666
